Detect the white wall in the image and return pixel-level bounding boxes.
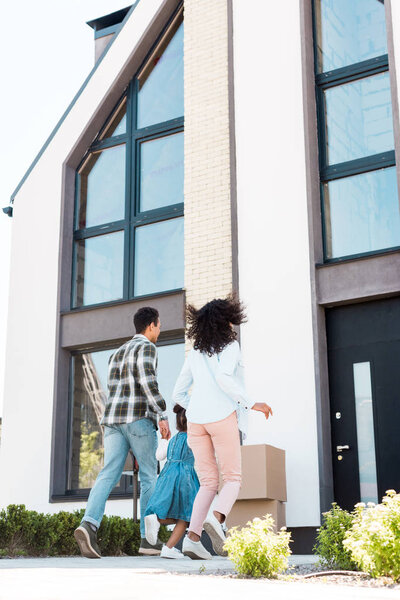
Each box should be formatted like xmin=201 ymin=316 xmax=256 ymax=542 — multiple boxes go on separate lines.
xmin=233 ymin=0 xmax=321 ymax=527
xmin=0 ymin=0 xmax=168 ymax=516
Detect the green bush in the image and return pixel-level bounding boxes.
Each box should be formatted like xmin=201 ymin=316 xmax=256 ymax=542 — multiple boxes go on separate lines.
xmin=0 ymin=505 xmax=169 ymax=557
xmin=223 ymin=515 xmax=291 ymax=578
xmin=313 ymin=502 xmax=357 ymax=570
xmin=343 ymin=491 xmax=400 ymax=581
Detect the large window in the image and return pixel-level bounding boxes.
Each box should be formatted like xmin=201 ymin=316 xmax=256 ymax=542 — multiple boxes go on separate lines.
xmin=313 ymin=0 xmax=400 ymax=260
xmin=73 ymin=13 xmax=184 ymax=307
xmin=68 ymin=340 xmax=185 ymax=494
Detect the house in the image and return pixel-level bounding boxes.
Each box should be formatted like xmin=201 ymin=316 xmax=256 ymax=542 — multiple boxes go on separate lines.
xmin=1 ymin=0 xmax=400 ymax=554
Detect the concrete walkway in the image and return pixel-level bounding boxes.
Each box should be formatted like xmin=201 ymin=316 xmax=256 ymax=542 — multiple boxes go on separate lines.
xmin=0 ymin=555 xmax=397 ymax=600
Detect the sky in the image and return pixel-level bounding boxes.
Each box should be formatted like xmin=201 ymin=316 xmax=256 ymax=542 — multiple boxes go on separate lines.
xmin=0 ymin=0 xmax=131 ymax=416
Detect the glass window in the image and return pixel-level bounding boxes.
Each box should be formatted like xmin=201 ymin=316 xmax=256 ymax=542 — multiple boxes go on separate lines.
xmin=70 ymin=349 xmax=117 ymax=490
xmin=314 ymin=0 xmax=397 ymax=261
xmin=315 ymin=0 xmax=387 ymax=73
xmin=323 ymin=167 xmax=400 ymax=258
xmin=324 ymin=72 xmax=394 ymax=165
xmin=100 ymin=99 xmax=127 ymax=140
xmin=78 ymin=146 xmax=126 ymax=229
xmin=69 ymin=341 xmax=185 ymax=492
xmin=353 ymin=362 xmax=378 ymax=504
xmin=137 ymin=20 xmax=183 ymax=128
xmin=74 ymin=231 xmax=124 ymax=306
xmin=139 ymin=132 xmax=184 ymax=212
xmin=157 ymin=342 xmax=185 ymax=435
xmin=73 ymin=10 xmax=184 ymax=308
xmin=134 ymin=217 xmax=184 ymax=296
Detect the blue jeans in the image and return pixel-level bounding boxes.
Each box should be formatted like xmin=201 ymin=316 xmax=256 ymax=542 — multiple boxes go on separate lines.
xmin=83 ymin=418 xmax=158 ymax=538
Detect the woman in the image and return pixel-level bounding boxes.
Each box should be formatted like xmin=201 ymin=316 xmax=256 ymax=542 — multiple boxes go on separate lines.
xmin=173 ymin=295 xmax=273 ymax=560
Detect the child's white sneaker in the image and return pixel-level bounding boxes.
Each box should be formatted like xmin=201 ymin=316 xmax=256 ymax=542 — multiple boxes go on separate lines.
xmin=144 ymin=514 xmax=160 ymax=546
xmin=160 ymin=544 xmax=184 ymax=559
xmin=182 ymin=535 xmax=212 ymax=560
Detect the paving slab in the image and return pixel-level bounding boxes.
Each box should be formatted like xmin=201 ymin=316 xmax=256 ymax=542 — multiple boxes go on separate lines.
xmin=0 ymin=555 xmax=398 ymax=600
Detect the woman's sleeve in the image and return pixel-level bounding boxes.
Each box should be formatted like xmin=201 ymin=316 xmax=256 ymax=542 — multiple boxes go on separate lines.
xmin=156 ymin=438 xmax=169 ymax=461
xmin=214 ymin=342 xmax=255 ymax=410
xmin=172 ymin=354 xmax=193 ymax=409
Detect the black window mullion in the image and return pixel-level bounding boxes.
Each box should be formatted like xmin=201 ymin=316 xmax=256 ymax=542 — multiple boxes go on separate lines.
xmin=90 ymin=135 xmax=128 ymax=152
xmin=321 ymin=151 xmax=396 ymax=183
xmin=316 ymin=54 xmax=389 ymax=88
xmin=132 ymin=204 xmax=184 ymax=226
xmin=133 ymin=116 xmax=184 ymax=139
xmin=129 ymin=79 xmax=138 ymax=298
xmin=124 ymin=82 xmax=135 ymax=301
xmin=73 ymin=220 xmax=126 ymax=240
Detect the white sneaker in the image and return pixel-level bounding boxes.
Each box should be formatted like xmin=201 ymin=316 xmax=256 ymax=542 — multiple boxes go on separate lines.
xmin=182 ymin=535 xmax=212 ymax=560
xmin=160 ymin=545 xmax=184 ymax=559
xmin=203 ymin=512 xmax=228 ymax=557
xmin=144 ymin=514 xmax=160 ymax=546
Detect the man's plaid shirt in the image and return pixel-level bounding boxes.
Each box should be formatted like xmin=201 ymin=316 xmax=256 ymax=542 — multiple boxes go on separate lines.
xmin=101 ymin=334 xmax=167 ymax=427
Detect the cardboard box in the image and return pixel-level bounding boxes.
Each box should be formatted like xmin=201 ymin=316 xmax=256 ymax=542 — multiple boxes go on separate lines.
xmin=223 ymin=444 xmax=286 ymax=501
xmin=226 ymin=499 xmax=286 ymax=531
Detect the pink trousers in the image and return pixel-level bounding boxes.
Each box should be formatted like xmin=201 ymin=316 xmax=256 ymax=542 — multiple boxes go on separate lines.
xmin=187 ymin=411 xmax=241 ymax=536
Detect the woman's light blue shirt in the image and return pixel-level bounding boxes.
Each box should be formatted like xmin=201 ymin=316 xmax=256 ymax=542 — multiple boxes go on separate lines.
xmin=172 ymin=341 xmax=255 ymax=432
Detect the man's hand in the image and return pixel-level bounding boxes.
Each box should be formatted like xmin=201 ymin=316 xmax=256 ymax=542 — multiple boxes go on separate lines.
xmin=251 ymin=402 xmax=273 ymax=420
xmin=159 ymin=419 xmax=171 ymax=439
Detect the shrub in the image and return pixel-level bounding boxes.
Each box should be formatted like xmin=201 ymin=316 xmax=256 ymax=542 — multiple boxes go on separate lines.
xmin=223 ymin=515 xmax=291 ymax=578
xmin=313 ymin=502 xmax=357 ymax=570
xmin=343 ymin=491 xmax=400 ymax=581
xmin=0 ymin=505 xmax=169 ymax=557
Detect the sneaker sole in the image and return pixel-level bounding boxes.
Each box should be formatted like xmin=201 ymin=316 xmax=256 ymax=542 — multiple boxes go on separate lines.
xmin=144 ymin=515 xmax=160 ymax=546
xmin=74 ymin=527 xmax=101 ymax=559
xmin=138 ymin=547 xmax=161 ymax=556
xmin=183 ymin=550 xmax=211 ymax=560
xmin=203 ymin=522 xmax=228 ymax=557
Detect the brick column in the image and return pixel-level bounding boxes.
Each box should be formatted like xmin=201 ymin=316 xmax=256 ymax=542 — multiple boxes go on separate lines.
xmin=184 ymin=0 xmax=234 ymax=326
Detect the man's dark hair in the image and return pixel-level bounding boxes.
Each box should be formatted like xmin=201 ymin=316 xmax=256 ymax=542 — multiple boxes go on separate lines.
xmin=186 ymin=293 xmax=247 ymax=356
xmin=134 ymin=307 xmax=159 ymax=334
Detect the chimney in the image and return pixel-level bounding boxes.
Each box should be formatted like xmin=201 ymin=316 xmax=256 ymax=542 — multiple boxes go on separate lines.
xmin=87 ymin=5 xmax=132 ymax=63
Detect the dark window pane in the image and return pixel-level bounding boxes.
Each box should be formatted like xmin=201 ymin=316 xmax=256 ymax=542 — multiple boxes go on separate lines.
xmin=139 ymin=132 xmax=183 ymax=212
xmin=137 ymin=20 xmax=183 ymax=128
xmin=74 ymin=231 xmax=124 ymax=307
xmin=78 ymin=145 xmax=126 ymax=229
xmin=157 ymin=343 xmax=185 ymax=434
xmin=134 ymin=218 xmax=184 ymax=296
xmin=324 ymin=73 xmax=394 ymax=165
xmin=69 ymin=342 xmax=185 ymax=490
xmin=324 ymin=167 xmax=400 ymax=259
xmin=69 ymin=349 xmax=122 ymax=490
xmin=100 ymin=99 xmax=127 ymax=140
xmin=315 ymin=0 xmax=387 ymax=73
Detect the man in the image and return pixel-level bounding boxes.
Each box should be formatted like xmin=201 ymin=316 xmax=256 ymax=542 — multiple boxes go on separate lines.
xmin=74 ymin=307 xmax=170 ymax=558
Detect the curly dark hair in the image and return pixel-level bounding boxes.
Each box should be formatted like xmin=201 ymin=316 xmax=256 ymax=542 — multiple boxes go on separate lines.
xmin=186 ymin=294 xmax=247 ymax=356
xmin=173 ymin=403 xmax=187 ymax=432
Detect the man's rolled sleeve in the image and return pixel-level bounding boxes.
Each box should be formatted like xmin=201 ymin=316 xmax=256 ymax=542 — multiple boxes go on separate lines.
xmin=137 ymin=343 xmax=167 ymax=417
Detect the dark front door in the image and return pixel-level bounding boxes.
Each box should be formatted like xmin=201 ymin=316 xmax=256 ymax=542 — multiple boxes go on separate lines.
xmin=326 ymin=297 xmax=400 ymax=511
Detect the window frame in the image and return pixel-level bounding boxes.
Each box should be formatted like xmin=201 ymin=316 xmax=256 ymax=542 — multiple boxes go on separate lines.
xmin=64 ymin=336 xmax=185 ymax=500
xmin=312 ymin=0 xmax=399 ymax=263
xmin=71 ymin=10 xmax=184 ymax=309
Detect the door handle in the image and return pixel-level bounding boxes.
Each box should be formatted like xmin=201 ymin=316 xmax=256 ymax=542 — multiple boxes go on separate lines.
xmin=336 ymin=445 xmax=350 ymax=452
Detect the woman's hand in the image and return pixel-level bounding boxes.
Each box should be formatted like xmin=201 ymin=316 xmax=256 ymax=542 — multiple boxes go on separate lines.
xmin=251 ymin=402 xmax=273 ymax=420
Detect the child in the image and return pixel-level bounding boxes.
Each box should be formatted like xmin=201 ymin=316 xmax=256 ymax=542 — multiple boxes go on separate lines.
xmin=144 ymin=404 xmax=200 ymax=559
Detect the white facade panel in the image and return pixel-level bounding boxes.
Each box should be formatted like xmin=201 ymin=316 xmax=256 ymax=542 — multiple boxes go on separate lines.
xmin=233 ymin=0 xmax=321 ymax=526
xmin=0 ymin=0 xmax=168 ymax=515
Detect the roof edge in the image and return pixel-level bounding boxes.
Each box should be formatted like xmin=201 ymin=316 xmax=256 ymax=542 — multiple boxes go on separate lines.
xmin=10 ymin=0 xmax=141 ymax=204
